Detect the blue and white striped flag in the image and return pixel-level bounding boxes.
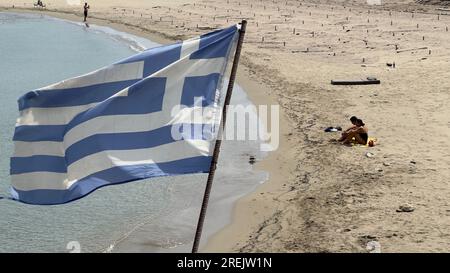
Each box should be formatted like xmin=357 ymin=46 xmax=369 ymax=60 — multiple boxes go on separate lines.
xmin=10 ymin=25 xmax=240 ymax=205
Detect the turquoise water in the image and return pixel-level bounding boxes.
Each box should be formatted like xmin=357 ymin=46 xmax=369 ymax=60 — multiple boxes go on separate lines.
xmin=0 ymin=12 xmax=267 ymax=252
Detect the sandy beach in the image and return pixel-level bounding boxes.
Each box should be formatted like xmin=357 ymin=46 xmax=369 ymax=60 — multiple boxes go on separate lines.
xmin=1 ymin=0 xmax=450 ymax=252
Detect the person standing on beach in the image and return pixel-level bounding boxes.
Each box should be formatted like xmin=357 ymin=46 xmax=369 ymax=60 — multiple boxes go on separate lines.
xmin=83 ymin=2 xmax=90 ymax=22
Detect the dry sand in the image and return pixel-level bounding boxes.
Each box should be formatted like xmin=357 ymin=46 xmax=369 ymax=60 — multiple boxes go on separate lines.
xmin=1 ymin=0 xmax=450 ymax=252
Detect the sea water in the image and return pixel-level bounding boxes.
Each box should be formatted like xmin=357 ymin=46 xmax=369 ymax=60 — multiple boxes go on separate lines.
xmin=0 ymin=12 xmax=268 ymax=252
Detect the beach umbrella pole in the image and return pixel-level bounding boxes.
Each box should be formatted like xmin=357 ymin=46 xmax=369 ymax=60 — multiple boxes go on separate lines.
xmin=191 ymin=19 xmax=247 ymax=253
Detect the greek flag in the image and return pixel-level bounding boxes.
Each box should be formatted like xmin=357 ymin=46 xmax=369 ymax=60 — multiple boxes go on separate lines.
xmin=10 ymin=25 xmax=239 ymax=205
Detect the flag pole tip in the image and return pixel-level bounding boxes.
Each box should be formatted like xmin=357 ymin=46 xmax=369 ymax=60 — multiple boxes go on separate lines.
xmin=239 ymin=20 xmax=247 ymax=32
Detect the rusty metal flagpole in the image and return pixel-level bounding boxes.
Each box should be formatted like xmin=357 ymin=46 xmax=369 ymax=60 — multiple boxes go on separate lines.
xmin=191 ymin=20 xmax=247 ymax=253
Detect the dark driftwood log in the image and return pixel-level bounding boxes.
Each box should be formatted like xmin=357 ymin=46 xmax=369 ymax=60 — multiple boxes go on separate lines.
xmin=331 ymin=79 xmax=381 ymax=85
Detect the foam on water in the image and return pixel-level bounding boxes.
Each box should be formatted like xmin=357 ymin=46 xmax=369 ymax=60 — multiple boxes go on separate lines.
xmin=0 ymin=12 xmax=268 ymax=252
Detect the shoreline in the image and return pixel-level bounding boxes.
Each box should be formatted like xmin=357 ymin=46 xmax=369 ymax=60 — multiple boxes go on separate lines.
xmin=0 ymin=6 xmax=292 ymax=252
